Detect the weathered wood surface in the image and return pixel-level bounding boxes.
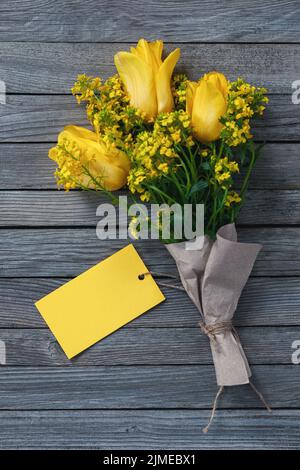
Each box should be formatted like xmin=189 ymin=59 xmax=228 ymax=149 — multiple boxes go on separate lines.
xmin=0 ymin=366 xmax=298 ymax=409
xmin=0 ymin=228 xmax=299 ymax=277
xmin=0 ymin=410 xmax=299 ymax=449
xmin=1 ymin=190 xmax=299 ymax=226
xmin=0 ymin=95 xmax=297 ymax=143
xmin=1 ymin=1 xmax=300 ymax=43
xmin=1 ymin=143 xmax=300 ymax=190
xmin=0 ymin=43 xmax=299 ymax=93
xmin=0 ymin=327 xmax=296 ymax=365
xmin=0 ymin=277 xmax=299 ymax=328
xmin=1 ymin=0 xmax=300 ymax=450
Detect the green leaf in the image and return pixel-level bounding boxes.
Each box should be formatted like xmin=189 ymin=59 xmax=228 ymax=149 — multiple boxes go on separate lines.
xmin=189 ymin=180 xmax=208 ymax=196
xmin=201 ymin=161 xmax=211 ymax=171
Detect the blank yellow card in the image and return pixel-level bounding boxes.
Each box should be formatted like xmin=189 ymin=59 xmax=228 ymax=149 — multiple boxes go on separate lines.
xmin=35 ymin=244 xmax=165 ymax=359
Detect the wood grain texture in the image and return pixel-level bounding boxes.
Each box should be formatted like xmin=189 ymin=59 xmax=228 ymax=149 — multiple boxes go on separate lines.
xmin=0 ymin=95 xmax=296 ymax=143
xmin=0 ymin=144 xmax=56 ymax=189
xmin=0 ymin=228 xmax=299 ymax=277
xmin=0 ymin=43 xmax=299 ymax=93
xmin=1 ymin=190 xmax=299 ymax=226
xmin=0 ymin=410 xmax=299 ymax=449
xmin=1 ymin=143 xmax=300 ymax=190
xmin=0 ymin=327 xmax=296 ymax=365
xmin=0 ymin=365 xmax=297 ymax=409
xmin=1 ymin=1 xmax=300 ymax=450
xmin=1 ymin=277 xmax=299 ymax=328
xmin=0 ymin=1 xmax=300 ymax=43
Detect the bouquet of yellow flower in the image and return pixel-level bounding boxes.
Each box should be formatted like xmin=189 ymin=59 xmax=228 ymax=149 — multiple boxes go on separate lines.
xmin=50 ymin=39 xmax=267 ymax=239
xmin=49 ymin=39 xmax=270 ymax=431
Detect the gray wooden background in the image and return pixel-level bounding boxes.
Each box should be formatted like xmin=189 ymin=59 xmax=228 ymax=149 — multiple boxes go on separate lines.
xmin=0 ymin=0 xmax=300 ymax=450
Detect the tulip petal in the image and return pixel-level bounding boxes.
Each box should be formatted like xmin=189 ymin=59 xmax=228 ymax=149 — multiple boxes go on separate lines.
xmin=58 ymin=125 xmax=130 ymax=191
xmin=156 ymin=47 xmax=180 ymax=114
xmin=186 ymin=81 xmax=198 ymax=117
xmin=132 ymin=39 xmax=151 ymax=63
xmin=114 ymin=51 xmax=157 ymax=119
xmin=192 ymin=80 xmax=227 ymax=143
xmin=88 ymin=155 xmax=129 ymax=191
xmin=132 ymin=39 xmax=163 ymax=72
xmin=63 ymin=125 xmax=98 ymax=142
xmin=149 ymin=40 xmax=163 ymax=69
xmin=204 ymin=71 xmax=228 ymax=100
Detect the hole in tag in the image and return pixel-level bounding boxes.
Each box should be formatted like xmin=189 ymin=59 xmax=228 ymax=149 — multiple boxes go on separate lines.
xmin=138 ymin=274 xmax=145 ymax=280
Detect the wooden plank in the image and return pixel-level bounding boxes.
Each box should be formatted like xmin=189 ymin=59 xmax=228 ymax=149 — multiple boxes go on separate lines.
xmin=0 ymin=95 xmax=85 ymax=143
xmin=240 ymin=144 xmax=300 ymax=190
xmin=0 ymin=190 xmax=299 ymax=226
xmin=0 ymin=227 xmax=299 ymax=277
xmin=1 ymin=143 xmax=300 ymax=190
xmin=0 ymin=95 xmax=297 ymax=143
xmin=0 ymin=410 xmax=299 ymax=449
xmin=0 ymin=365 xmax=297 ymax=409
xmin=0 ymin=277 xmax=299 ymax=328
xmin=0 ymin=43 xmax=299 ymax=94
xmin=0 ymin=144 xmax=56 ymax=189
xmin=0 ymin=327 xmax=296 ymax=365
xmin=0 ymin=1 xmax=299 ymax=43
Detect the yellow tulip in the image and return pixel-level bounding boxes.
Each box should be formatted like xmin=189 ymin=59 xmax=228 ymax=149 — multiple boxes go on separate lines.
xmin=114 ymin=39 xmax=180 ymax=119
xmin=50 ymin=125 xmax=130 ymax=191
xmin=186 ymin=72 xmax=228 ymax=143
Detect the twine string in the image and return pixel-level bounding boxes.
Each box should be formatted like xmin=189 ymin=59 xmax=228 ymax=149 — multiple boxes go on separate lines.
xmin=199 ymin=320 xmax=233 ymax=343
xmin=139 ymin=271 xmax=185 ymax=291
xmin=249 ymin=380 xmax=272 ymax=413
xmin=202 ymin=386 xmax=224 ymax=433
xmin=203 ymin=381 xmax=272 ymax=433
xmin=199 ymin=320 xmax=272 ymax=432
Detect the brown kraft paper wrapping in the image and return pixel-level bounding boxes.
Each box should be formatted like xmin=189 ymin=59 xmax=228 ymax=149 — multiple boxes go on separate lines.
xmin=165 ymin=223 xmax=262 ymax=386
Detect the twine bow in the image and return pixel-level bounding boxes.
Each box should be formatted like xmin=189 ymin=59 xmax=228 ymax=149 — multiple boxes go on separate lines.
xmin=199 ymin=320 xmax=233 ymax=343
xmin=198 ymin=320 xmax=272 ymax=433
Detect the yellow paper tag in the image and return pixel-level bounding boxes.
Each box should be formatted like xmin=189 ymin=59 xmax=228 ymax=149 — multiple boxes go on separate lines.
xmin=35 ymin=244 xmax=165 ymax=359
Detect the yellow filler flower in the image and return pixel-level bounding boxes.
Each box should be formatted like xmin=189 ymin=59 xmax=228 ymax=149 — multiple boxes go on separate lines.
xmin=186 ymin=72 xmax=228 ymax=143
xmin=114 ymin=39 xmax=180 ymax=120
xmin=49 ymin=125 xmax=130 ymax=191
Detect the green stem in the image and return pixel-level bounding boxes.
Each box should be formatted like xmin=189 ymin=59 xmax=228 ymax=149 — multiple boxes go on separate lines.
xmin=164 ymin=172 xmax=187 ymax=203
xmin=206 ymin=185 xmax=217 ymax=233
xmin=218 ymin=141 xmax=224 ymax=159
xmin=148 ymin=185 xmax=177 ymax=205
xmin=240 ymin=146 xmax=257 ymax=200
xmin=214 ymin=188 xmax=228 ymax=228
xmin=178 ymin=157 xmax=191 ymax=194
xmin=231 ymin=145 xmax=260 ymax=223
